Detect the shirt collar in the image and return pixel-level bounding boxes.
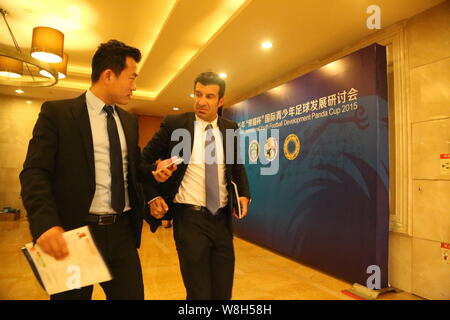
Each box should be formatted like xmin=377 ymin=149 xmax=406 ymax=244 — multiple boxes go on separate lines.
xmin=195 ymin=114 xmax=219 ymax=130
xmin=86 ymin=89 xmax=115 ymax=115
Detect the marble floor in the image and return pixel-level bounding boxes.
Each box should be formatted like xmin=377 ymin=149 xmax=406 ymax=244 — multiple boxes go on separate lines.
xmin=0 ymin=215 xmax=423 ymax=300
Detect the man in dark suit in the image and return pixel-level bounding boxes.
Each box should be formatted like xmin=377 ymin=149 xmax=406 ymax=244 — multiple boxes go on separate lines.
xmin=20 ymin=40 xmax=150 ymax=300
xmin=140 ymin=72 xmax=251 ymax=300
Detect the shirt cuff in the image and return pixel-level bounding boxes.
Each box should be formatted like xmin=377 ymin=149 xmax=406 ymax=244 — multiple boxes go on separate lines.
xmin=148 ymin=196 xmax=162 ymax=205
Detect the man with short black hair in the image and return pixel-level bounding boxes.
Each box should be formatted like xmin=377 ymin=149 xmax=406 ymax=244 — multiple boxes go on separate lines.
xmin=141 ymin=71 xmax=251 ymax=300
xmin=20 ymin=40 xmax=147 ymax=300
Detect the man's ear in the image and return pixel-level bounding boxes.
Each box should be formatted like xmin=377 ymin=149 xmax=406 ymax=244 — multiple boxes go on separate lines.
xmin=218 ymin=97 xmax=224 ymax=108
xmin=101 ymin=69 xmax=114 ymax=83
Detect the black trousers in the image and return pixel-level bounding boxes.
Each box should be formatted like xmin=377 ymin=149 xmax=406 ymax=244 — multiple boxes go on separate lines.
xmin=173 ymin=205 xmax=235 ymax=300
xmin=50 ymin=213 xmax=144 ymax=300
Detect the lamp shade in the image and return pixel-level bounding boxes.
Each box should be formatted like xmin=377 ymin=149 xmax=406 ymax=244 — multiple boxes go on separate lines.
xmin=0 ymin=55 xmax=23 ymax=78
xmin=40 ymin=52 xmax=68 ymax=79
xmin=31 ymin=26 xmax=64 ymax=63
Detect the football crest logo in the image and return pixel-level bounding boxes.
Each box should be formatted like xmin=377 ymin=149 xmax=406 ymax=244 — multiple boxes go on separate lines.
xmin=284 ymin=134 xmax=300 ymax=160
xmin=248 ymin=140 xmax=260 ymax=162
xmin=264 ymin=137 xmax=278 ymax=162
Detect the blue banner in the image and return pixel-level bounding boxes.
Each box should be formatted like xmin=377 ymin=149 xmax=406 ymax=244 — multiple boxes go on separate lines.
xmin=224 ymin=44 xmax=389 ymax=288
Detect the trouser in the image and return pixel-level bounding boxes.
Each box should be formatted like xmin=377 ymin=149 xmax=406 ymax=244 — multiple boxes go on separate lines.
xmin=173 ymin=204 xmax=234 ymax=300
xmin=50 ymin=212 xmax=144 ymax=300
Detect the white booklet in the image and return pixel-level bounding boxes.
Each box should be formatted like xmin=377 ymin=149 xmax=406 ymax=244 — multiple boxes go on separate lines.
xmin=231 ymin=181 xmax=242 ymax=218
xmin=21 ymin=226 xmax=112 ymax=295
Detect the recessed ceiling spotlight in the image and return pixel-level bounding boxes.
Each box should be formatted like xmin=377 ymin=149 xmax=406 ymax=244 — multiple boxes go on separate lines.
xmin=261 ymin=41 xmax=272 ymax=49
xmin=173 ymin=107 xmax=180 ymax=111
xmin=190 ymin=93 xmax=194 ymax=98
xmin=219 ymin=73 xmax=227 ymax=79
xmin=15 ymin=89 xmax=24 ymax=94
xmin=26 ymin=100 xmax=32 ymax=104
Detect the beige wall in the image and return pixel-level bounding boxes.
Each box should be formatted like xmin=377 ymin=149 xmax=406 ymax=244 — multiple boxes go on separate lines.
xmin=0 ymin=96 xmax=44 ymax=213
xmin=387 ymin=1 xmax=450 ymax=300
xmin=406 ymin=2 xmax=450 ymax=300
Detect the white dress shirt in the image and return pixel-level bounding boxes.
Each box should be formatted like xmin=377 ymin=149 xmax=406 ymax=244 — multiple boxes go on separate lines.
xmin=174 ymin=115 xmax=228 ymax=208
xmin=86 ymin=90 xmax=131 ymax=214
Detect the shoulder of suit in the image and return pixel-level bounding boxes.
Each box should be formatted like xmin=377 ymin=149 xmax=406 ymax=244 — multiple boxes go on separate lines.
xmin=163 ymin=112 xmax=194 ymax=123
xmin=40 ymin=93 xmax=86 ymax=113
xmin=219 ymin=116 xmax=238 ymax=129
xmin=42 ymin=96 xmax=80 ymax=107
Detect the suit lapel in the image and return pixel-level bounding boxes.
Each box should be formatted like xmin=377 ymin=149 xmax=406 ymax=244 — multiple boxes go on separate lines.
xmin=218 ymin=116 xmax=235 ymax=186
xmin=217 ymin=116 xmax=228 ymax=162
xmin=175 ymin=113 xmax=195 ymax=180
xmin=187 ymin=112 xmax=195 ymax=155
xmin=70 ymin=93 xmax=95 ymax=180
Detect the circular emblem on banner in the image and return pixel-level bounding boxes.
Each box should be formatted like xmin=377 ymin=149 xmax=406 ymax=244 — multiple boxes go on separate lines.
xmin=284 ymin=134 xmax=301 ymax=160
xmin=264 ymin=137 xmax=278 ymax=162
xmin=248 ymin=140 xmax=260 ymax=162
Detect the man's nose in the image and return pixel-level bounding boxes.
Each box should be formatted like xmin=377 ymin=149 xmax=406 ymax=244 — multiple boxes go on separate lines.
xmin=197 ymin=96 xmax=207 ymax=106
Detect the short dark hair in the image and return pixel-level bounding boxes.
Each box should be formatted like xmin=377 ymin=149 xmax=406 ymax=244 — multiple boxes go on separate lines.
xmin=194 ymin=72 xmax=226 ymax=99
xmin=91 ymin=40 xmax=141 ymax=83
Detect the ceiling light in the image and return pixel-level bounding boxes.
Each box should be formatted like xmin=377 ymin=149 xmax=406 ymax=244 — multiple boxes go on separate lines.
xmin=15 ymin=89 xmax=24 ymax=94
xmin=40 ymin=52 xmax=68 ymax=79
xmin=190 ymin=93 xmax=194 ymax=98
xmin=0 ymin=56 xmax=22 ymax=78
xmin=0 ymin=8 xmax=61 ymax=87
xmin=261 ymin=41 xmax=273 ymax=49
xmin=269 ymin=85 xmax=286 ymax=96
xmin=322 ymin=61 xmax=344 ymax=75
xmin=26 ymin=100 xmax=32 ymax=104
xmin=219 ymin=73 xmax=227 ymax=79
xmin=31 ymin=27 xmax=64 ymax=63
xmin=173 ymin=107 xmax=180 ymax=111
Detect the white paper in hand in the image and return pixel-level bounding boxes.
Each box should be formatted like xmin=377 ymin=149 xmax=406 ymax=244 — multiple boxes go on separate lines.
xmin=231 ymin=181 xmax=241 ymax=218
xmin=163 ymin=156 xmax=184 ymax=169
xmin=22 ymin=226 xmax=112 ymax=295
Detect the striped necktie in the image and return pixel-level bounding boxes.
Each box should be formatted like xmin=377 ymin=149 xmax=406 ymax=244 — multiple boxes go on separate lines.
xmin=205 ymin=124 xmax=220 ymax=215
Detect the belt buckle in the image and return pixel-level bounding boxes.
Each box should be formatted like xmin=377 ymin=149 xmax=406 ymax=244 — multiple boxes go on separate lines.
xmin=98 ymin=215 xmax=116 ymax=225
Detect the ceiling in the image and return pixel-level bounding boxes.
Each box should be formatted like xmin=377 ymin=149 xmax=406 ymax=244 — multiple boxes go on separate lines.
xmin=0 ymin=0 xmax=444 ymax=116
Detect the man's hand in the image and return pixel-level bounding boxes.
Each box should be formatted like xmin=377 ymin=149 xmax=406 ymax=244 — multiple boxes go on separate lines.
xmin=36 ymin=226 xmax=69 ymax=260
xmin=149 ymin=197 xmax=169 ymax=219
xmin=233 ymin=197 xmax=250 ymax=219
xmin=152 ymin=157 xmax=179 ymax=183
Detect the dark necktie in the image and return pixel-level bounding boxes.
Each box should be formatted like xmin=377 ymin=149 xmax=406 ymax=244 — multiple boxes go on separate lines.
xmin=205 ymin=124 xmax=220 ymax=215
xmin=103 ymin=105 xmax=125 ymax=214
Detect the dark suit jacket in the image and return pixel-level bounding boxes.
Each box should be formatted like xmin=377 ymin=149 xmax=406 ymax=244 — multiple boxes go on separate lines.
xmin=140 ymin=112 xmax=250 ymax=232
xmin=20 ymin=93 xmax=145 ymax=248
